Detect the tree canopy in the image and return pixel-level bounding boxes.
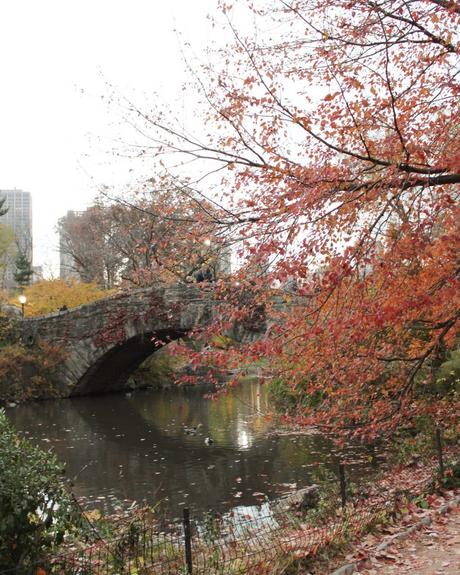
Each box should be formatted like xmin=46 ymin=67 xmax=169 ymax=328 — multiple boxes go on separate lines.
xmin=58 ymin=182 xmax=232 ymax=288
xmin=119 ymin=0 xmax=460 ymax=438
xmin=12 ymin=279 xmax=111 ymax=317
xmin=0 ymin=225 xmax=16 ymax=289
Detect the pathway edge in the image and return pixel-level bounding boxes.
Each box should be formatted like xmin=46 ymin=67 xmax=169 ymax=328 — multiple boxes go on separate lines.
xmin=330 ymin=493 xmax=460 ymax=575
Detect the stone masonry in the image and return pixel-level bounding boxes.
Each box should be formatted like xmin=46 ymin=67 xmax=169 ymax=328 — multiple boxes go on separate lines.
xmin=20 ymin=284 xmax=216 ymax=396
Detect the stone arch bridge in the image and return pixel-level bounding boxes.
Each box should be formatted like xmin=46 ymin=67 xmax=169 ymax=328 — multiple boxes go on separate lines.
xmin=20 ymin=284 xmax=265 ymax=397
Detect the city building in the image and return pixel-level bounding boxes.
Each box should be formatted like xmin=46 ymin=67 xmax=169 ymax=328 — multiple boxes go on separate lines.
xmin=0 ymin=189 xmax=33 ymax=288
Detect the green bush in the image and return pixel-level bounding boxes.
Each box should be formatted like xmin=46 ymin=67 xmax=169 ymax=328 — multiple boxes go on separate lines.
xmin=0 ymin=410 xmax=80 ymax=572
xmin=268 ymin=376 xmax=325 ymax=413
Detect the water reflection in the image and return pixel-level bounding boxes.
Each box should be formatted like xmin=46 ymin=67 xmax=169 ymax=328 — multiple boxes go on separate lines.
xmin=6 ymin=382 xmax=375 ymax=520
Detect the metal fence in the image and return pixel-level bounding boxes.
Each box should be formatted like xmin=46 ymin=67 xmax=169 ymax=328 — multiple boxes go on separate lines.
xmin=3 ymin=442 xmax=458 ymax=575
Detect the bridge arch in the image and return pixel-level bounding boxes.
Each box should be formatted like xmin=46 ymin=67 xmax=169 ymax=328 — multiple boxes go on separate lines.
xmin=72 ymin=328 xmax=187 ymax=395
xmin=20 ymin=285 xmax=214 ymax=396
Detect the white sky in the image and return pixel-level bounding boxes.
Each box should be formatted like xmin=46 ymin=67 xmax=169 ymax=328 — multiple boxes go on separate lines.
xmin=0 ymin=0 xmax=219 ymax=275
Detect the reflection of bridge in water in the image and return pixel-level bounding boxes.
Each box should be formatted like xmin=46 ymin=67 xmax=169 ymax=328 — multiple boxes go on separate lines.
xmin=19 ymin=284 xmax=266 ymax=396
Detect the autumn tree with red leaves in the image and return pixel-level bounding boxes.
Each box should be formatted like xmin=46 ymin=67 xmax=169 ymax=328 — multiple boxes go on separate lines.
xmin=122 ymin=0 xmax=460 ymax=438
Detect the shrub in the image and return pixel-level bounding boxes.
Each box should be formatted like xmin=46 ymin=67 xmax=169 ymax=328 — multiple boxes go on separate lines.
xmin=0 ymin=410 xmax=81 ymax=572
xmin=442 ymin=459 xmax=460 ymax=489
xmin=268 ymin=376 xmax=325 ymax=413
xmin=0 ymin=314 xmax=19 ymax=349
xmin=0 ymin=341 xmax=66 ymax=403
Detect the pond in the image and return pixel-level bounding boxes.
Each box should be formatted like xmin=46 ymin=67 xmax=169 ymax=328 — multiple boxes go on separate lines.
xmin=6 ymin=382 xmax=378 ymax=521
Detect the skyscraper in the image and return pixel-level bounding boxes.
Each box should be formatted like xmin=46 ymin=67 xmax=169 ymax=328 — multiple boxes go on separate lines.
xmin=0 ymin=189 xmax=33 ymax=288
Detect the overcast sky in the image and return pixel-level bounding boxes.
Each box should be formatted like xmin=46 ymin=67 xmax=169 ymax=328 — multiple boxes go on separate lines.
xmin=0 ymin=0 xmax=219 ymax=275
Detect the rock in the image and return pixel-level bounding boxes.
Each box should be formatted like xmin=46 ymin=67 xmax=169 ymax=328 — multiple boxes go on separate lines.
xmin=274 ymin=484 xmax=320 ymax=514
xmin=297 ymin=485 xmax=321 ymax=512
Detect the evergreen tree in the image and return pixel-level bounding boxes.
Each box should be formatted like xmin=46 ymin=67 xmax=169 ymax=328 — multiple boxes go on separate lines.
xmin=14 ymin=252 xmax=33 ymax=287
xmin=0 ymin=196 xmax=8 ymax=217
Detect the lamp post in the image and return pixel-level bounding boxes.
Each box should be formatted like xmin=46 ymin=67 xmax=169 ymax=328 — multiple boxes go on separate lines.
xmin=18 ymin=294 xmax=27 ymax=318
xmin=202 ymin=238 xmax=214 ymax=282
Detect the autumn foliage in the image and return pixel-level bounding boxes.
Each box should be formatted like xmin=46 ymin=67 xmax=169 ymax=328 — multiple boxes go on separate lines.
xmin=121 ymin=0 xmax=460 ymax=438
xmin=11 ymin=279 xmax=111 ymax=317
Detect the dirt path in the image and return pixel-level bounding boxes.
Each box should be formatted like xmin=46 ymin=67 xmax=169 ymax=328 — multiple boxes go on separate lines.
xmin=355 ymin=506 xmax=460 ymax=575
